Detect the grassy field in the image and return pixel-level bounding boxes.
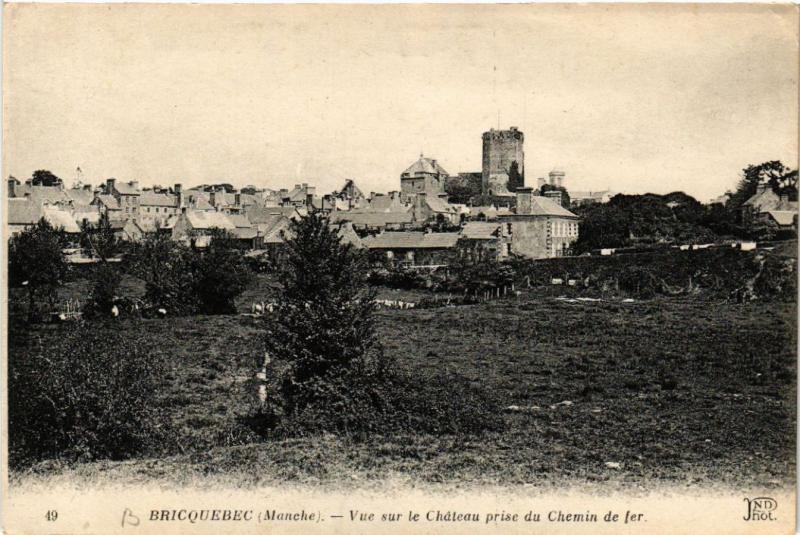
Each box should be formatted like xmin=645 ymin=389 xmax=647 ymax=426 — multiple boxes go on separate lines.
xmin=9 ymin=292 xmax=796 ymax=491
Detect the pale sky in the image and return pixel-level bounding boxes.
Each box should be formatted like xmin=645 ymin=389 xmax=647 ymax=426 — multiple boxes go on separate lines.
xmin=3 ymin=4 xmax=798 ymax=201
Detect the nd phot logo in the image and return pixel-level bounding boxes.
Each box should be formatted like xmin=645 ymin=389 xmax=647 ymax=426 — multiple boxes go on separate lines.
xmin=743 ymin=497 xmax=777 ymax=521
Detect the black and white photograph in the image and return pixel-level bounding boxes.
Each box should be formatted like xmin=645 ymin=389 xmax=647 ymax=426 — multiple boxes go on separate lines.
xmin=2 ymin=3 xmax=797 ymax=534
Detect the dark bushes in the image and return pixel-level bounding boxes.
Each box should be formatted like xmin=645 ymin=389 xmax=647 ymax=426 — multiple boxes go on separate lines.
xmin=8 ymin=325 xmax=167 ymax=467
xmin=256 ymin=363 xmax=503 ymax=438
xmin=131 ymin=230 xmax=251 ymax=315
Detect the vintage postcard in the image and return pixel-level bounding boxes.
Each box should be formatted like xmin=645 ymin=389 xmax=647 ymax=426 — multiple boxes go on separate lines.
xmin=2 ymin=3 xmax=797 ymax=534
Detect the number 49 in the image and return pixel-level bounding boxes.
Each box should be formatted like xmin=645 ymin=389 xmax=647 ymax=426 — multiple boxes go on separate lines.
xmin=46 ymin=510 xmax=58 ymax=522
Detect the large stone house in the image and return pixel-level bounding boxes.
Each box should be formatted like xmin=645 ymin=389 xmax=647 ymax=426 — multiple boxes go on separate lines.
xmin=500 ymin=188 xmax=580 ymax=259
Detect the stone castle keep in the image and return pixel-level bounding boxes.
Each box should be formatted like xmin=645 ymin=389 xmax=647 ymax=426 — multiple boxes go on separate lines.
xmin=482 ymin=127 xmax=524 ymax=196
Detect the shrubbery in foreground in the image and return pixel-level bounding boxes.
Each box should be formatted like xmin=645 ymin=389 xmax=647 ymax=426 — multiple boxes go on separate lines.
xmin=8 ymin=325 xmax=167 ymax=467
xmin=259 ymin=211 xmax=502 ymax=437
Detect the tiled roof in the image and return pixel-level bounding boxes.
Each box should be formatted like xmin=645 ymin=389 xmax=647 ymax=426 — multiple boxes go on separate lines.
xmin=7 ymin=198 xmax=42 ymax=225
xmin=424 ymin=195 xmax=458 ymax=214
xmin=95 ymin=195 xmax=120 ymax=210
xmin=513 ymin=196 xmax=578 ymax=218
xmin=767 ymin=210 xmax=797 ymax=226
xmin=15 ymin=184 xmax=72 ymax=204
xmin=401 ymin=156 xmax=449 ymax=177
xmin=140 ymin=191 xmax=177 ymax=207
xmin=185 ymin=192 xmax=214 ymax=211
xmin=368 ymin=195 xmax=410 ymax=213
xmin=461 ymin=222 xmax=501 ymax=240
xmin=335 ymin=222 xmax=363 ymax=249
xmin=185 ymin=210 xmax=235 ymax=230
xmin=245 ymin=205 xmax=302 ymax=223
xmin=330 ymin=211 xmax=413 ymax=227
xmin=114 ymin=181 xmax=140 ymax=195
xmin=43 ymin=206 xmax=81 ymax=233
xmin=66 ymin=188 xmax=95 ymax=205
xmin=227 ymin=213 xmax=253 ymax=228
xmin=363 ymin=231 xmax=460 ymax=250
xmin=231 ymin=227 xmax=259 ymax=240
xmin=261 ymin=217 xmax=293 ymax=244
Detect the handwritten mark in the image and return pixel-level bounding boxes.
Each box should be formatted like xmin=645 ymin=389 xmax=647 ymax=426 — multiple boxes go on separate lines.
xmin=122 ymin=508 xmax=140 ymax=527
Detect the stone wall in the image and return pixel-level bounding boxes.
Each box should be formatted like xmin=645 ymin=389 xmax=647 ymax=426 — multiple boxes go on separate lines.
xmin=482 ymin=128 xmax=524 ymax=195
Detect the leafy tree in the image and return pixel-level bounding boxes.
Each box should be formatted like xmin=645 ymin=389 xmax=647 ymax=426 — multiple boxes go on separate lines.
xmin=30 ymin=169 xmax=62 ymax=187
xmin=131 ymin=232 xmax=198 ymax=315
xmin=507 ymin=160 xmax=524 ymax=192
xmin=445 ymin=173 xmax=482 ymax=205
xmin=80 ymin=211 xmax=120 ymax=261
xmin=728 ymin=161 xmax=798 ymax=211
xmin=264 ymin=211 xmax=380 ymax=408
xmin=8 ymin=218 xmax=68 ymax=322
xmin=192 ymin=229 xmax=252 ymax=314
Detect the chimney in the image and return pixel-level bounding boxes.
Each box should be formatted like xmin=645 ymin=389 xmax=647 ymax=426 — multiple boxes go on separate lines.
xmin=235 ymin=192 xmax=241 ymax=206
xmin=516 ymin=187 xmax=533 ymax=215
xmin=545 ymin=190 xmax=563 ymax=206
xmin=83 ymin=184 xmax=92 ymax=191
xmin=209 ymin=190 xmax=216 ymax=208
xmin=106 ymin=178 xmax=116 ymax=194
xmin=175 ymin=183 xmax=183 ymax=209
xmin=7 ymin=178 xmax=15 ymax=198
xmin=130 ymin=180 xmax=139 ymax=190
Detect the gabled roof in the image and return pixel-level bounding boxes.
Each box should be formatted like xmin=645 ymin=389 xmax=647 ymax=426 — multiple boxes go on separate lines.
xmin=113 ymin=181 xmax=140 ymax=195
xmin=231 ymin=227 xmax=259 ymax=240
xmin=43 ymin=206 xmax=82 ymax=233
xmin=261 ymin=216 xmax=293 ymax=244
xmin=66 ymin=188 xmax=96 ymax=205
xmin=401 ymin=156 xmax=449 ymax=178
xmin=140 ymin=190 xmax=177 ymax=207
xmin=461 ymin=221 xmax=501 ymax=240
xmin=338 ymin=179 xmax=364 ymax=199
xmin=284 ymin=185 xmax=311 ymax=203
xmin=334 ymin=221 xmax=363 ymax=249
xmin=227 ymin=213 xmax=253 ymax=229
xmin=330 ymin=211 xmax=413 ymax=227
xmin=513 ymin=196 xmax=578 ymax=218
xmin=245 ymin=205 xmax=302 ymax=223
xmin=15 ymin=184 xmax=72 ymax=204
xmin=185 ymin=192 xmax=214 ymax=211
xmin=7 ymin=198 xmax=42 ymax=225
xmin=184 ymin=210 xmax=235 ymax=230
xmin=766 ymin=210 xmax=797 ymax=226
xmin=368 ymin=194 xmax=410 ymax=213
xmin=424 ymin=195 xmax=458 ymax=214
xmin=363 ymin=231 xmax=460 ymax=250
xmin=95 ymin=194 xmax=120 ymax=210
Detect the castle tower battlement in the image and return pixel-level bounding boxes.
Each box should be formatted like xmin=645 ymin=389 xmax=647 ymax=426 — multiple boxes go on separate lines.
xmin=482 ymin=126 xmax=524 ymax=196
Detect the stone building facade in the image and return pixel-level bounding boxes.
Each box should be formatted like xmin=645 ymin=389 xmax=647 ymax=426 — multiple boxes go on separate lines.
xmin=501 ymin=187 xmax=580 ymax=259
xmin=482 ymin=127 xmax=524 ymax=196
xmin=400 ymin=155 xmax=448 ymax=197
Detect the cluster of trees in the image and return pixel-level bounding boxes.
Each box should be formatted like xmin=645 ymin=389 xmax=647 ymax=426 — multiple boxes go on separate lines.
xmin=572 ymin=161 xmax=798 ymax=253
xmin=131 ymin=230 xmax=252 ymax=316
xmin=8 ymin=216 xmax=253 ymax=322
